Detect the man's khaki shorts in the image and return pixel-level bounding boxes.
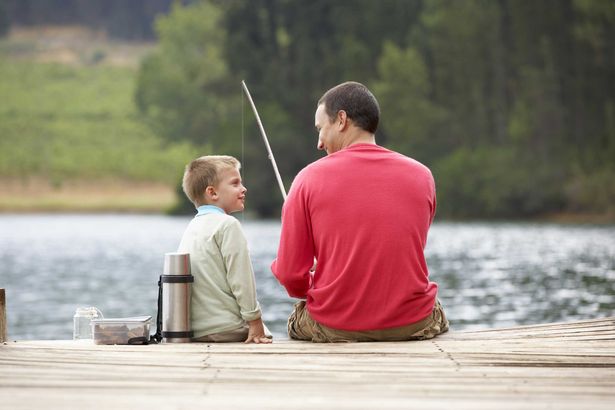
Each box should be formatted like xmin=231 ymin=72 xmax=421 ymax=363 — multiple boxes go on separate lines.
xmin=287 ymin=300 xmax=449 ymax=343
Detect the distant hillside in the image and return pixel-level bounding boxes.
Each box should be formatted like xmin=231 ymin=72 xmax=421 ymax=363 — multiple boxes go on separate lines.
xmin=3 ymin=25 xmax=155 ymax=67
xmin=0 ymin=27 xmax=202 ymax=212
xmin=1 ymin=0 xmax=179 ymax=40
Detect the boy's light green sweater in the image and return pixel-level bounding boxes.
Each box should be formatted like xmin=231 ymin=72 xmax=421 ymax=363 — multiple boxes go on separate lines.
xmin=178 ymin=213 xmax=262 ymax=338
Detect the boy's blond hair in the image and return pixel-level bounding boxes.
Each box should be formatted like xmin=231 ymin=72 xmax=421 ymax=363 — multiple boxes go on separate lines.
xmin=182 ymin=155 xmax=241 ymax=207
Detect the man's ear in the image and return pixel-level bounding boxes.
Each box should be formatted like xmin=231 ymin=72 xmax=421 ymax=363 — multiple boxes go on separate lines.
xmin=337 ymin=110 xmax=349 ymax=131
xmin=205 ymin=185 xmax=217 ymax=199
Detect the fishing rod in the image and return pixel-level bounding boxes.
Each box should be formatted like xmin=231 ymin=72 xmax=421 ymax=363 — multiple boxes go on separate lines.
xmin=241 ymin=80 xmax=287 ymax=201
xmin=242 ymin=81 xmax=317 ymax=271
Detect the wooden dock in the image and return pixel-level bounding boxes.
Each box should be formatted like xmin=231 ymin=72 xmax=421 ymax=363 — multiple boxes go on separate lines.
xmin=1 ymin=317 xmax=614 ymax=409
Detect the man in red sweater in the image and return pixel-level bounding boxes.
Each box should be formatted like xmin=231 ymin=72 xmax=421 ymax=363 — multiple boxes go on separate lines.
xmin=271 ymin=81 xmax=448 ymax=342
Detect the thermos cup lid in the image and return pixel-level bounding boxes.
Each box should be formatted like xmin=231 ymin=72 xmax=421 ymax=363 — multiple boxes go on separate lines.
xmin=163 ymin=252 xmax=191 ymax=276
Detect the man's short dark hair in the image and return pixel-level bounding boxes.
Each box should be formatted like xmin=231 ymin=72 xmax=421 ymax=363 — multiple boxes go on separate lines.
xmin=317 ymin=81 xmax=380 ymax=133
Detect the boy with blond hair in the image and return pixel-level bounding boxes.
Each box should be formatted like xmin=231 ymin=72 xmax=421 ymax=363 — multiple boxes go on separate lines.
xmin=179 ymin=155 xmax=271 ymax=343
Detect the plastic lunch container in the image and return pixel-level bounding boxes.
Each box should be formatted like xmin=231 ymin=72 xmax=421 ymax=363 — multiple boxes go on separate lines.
xmin=90 ymin=316 xmax=152 ymax=345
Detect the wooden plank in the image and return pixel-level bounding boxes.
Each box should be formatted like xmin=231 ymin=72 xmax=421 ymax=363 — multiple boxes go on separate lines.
xmin=0 ymin=289 xmax=5 ymax=343
xmin=1 ymin=317 xmax=615 ymax=409
xmin=443 ymin=317 xmax=615 ymax=340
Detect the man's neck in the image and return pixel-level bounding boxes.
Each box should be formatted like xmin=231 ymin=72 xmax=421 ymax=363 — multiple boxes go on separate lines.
xmin=341 ymin=129 xmax=376 ymax=150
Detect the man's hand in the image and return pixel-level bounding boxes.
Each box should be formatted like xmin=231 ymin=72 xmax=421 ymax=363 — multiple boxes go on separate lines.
xmin=244 ymin=318 xmax=272 ymax=344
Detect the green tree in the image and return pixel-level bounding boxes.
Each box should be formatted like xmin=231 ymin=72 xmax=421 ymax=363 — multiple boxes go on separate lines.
xmin=373 ymin=42 xmax=448 ymax=162
xmin=135 ymin=0 xmax=237 ymax=148
xmin=420 ymin=0 xmax=507 ymax=148
xmin=133 ymin=0 xmax=615 ymax=219
xmin=433 ymin=146 xmax=565 ymax=218
xmin=221 ymin=0 xmax=428 ymax=215
xmin=0 ymin=0 xmax=9 ymax=37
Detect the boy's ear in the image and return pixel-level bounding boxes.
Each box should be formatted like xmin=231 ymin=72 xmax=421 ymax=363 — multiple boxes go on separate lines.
xmin=205 ymin=185 xmax=217 ymax=199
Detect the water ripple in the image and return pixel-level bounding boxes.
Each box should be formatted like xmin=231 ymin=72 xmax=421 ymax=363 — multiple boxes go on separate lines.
xmin=1 ymin=215 xmax=614 ymax=339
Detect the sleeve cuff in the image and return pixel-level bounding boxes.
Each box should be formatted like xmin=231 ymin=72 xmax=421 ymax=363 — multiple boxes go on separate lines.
xmin=240 ymin=303 xmax=262 ymax=322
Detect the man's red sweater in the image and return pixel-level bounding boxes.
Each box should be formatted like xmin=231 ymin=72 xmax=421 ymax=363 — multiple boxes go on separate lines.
xmin=271 ymin=143 xmax=438 ymax=331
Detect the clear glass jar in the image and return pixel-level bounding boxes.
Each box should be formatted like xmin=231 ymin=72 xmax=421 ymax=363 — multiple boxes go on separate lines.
xmin=73 ymin=307 xmax=103 ymax=340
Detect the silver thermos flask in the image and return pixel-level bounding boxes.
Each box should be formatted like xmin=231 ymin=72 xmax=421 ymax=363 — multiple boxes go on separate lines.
xmin=161 ymin=252 xmax=194 ymax=343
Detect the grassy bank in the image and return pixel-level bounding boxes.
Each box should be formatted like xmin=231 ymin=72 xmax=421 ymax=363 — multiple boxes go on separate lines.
xmin=0 ymin=178 xmax=176 ymax=213
xmin=0 ymin=27 xmax=201 ymax=212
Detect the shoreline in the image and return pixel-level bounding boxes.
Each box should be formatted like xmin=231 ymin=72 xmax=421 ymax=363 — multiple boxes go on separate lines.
xmin=0 ymin=178 xmax=178 ymax=214
xmin=1 ymin=179 xmax=613 ymax=223
xmin=0 ymin=207 xmax=613 ymax=225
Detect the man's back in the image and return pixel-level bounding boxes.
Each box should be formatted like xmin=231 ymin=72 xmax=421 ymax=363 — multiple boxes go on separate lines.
xmin=273 ymin=143 xmax=438 ymax=331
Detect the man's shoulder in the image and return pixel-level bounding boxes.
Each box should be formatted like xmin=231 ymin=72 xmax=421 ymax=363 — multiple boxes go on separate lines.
xmin=294 ymin=145 xmax=433 ymax=183
xmin=294 ymin=156 xmax=329 ymax=180
xmin=384 ymin=148 xmax=432 ymax=175
xmin=299 ymin=150 xmax=351 ymax=173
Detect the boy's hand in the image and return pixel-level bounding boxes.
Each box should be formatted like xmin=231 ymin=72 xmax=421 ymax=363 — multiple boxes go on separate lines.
xmin=245 ymin=318 xmax=272 ymax=344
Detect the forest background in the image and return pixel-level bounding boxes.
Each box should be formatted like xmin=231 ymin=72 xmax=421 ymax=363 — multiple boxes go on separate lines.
xmin=0 ymin=0 xmax=613 ymax=220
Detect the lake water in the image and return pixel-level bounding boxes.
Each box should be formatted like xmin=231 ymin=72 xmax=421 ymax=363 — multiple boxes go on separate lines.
xmin=1 ymin=214 xmax=614 ymax=340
